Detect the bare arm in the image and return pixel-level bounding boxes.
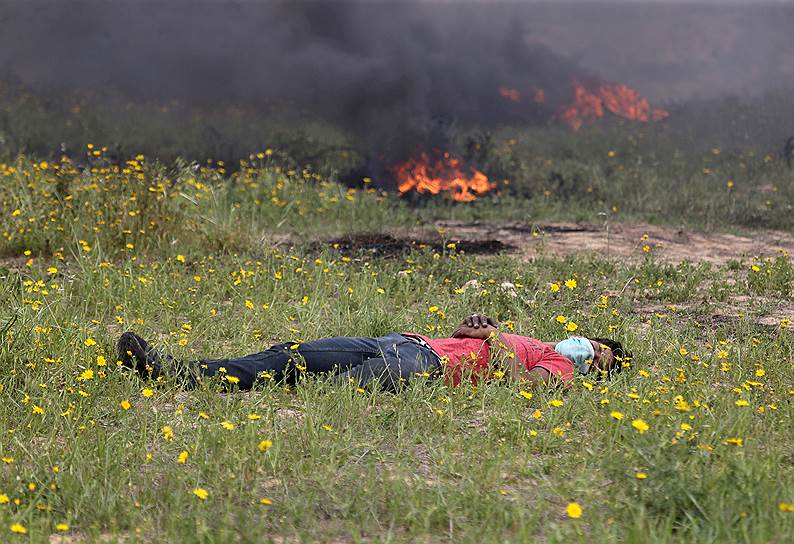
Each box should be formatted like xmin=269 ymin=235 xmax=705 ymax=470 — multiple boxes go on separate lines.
xmin=451 ymin=313 xmax=501 ymax=338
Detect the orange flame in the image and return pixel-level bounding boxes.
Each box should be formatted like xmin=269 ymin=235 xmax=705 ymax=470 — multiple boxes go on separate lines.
xmin=499 ymin=86 xmax=543 ymax=104
xmin=560 ymin=81 xmax=669 ymax=130
xmin=559 ymin=82 xmax=603 ymax=131
xmin=599 ymin=83 xmax=669 ymax=122
xmin=497 ymin=80 xmax=668 ymax=130
xmin=499 ymin=86 xmax=521 ymax=102
xmin=393 ymin=151 xmax=495 ymax=202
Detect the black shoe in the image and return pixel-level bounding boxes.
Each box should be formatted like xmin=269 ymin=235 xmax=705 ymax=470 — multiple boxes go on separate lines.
xmin=117 ymin=331 xmax=168 ymax=380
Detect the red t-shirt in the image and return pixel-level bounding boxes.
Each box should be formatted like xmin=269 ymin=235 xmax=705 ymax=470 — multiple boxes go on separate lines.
xmin=408 ymin=333 xmax=574 ymax=386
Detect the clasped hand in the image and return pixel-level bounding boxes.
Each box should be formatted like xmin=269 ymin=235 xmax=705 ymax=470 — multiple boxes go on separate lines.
xmin=451 ymin=313 xmax=500 ymax=340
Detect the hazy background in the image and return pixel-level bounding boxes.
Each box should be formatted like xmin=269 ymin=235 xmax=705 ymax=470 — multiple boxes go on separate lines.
xmin=0 ymin=0 xmax=792 ymax=162
xmin=4 ymin=1 xmax=792 ymax=101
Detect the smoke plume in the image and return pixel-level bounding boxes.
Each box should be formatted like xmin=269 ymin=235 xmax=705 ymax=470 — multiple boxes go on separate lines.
xmin=1 ymin=0 xmax=793 ymax=161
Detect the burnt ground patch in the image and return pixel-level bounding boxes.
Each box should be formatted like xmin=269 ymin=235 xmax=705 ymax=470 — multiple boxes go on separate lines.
xmin=308 ymin=233 xmax=515 ymax=258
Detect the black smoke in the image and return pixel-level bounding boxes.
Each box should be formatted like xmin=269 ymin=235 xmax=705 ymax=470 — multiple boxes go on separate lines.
xmin=0 ymin=0 xmax=586 ymax=159
xmin=0 ymin=0 xmax=792 ymax=164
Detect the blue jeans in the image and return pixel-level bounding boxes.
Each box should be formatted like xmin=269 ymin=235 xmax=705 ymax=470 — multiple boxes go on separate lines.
xmin=189 ymin=333 xmax=442 ymax=391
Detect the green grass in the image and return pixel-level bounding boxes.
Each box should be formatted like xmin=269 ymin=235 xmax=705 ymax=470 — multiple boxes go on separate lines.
xmin=2 ymin=80 xmax=794 ymax=234
xmin=2 ymin=142 xmax=794 ymax=270
xmin=1 ymin=162 xmax=793 ymax=542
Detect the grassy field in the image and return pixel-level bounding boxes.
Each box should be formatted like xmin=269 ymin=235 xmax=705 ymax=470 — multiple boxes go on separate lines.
xmin=2 ymin=80 xmax=794 ymax=233
xmin=1 ymin=152 xmax=793 ymax=543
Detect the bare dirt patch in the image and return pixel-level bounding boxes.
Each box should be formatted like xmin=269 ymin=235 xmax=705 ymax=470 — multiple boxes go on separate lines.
xmin=424 ymin=221 xmax=794 ymax=265
xmin=635 ymin=296 xmax=793 ymax=331
xmin=298 ymin=222 xmax=793 ymax=265
xmin=0 ymin=255 xmax=28 ymax=273
xmin=49 ymin=532 xmax=135 ymax=544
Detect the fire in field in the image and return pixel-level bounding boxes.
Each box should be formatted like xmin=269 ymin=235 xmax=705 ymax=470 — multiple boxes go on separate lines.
xmin=393 ymin=150 xmax=495 ymax=202
xmin=0 ymin=1 xmax=793 ymax=542
xmin=400 ymin=81 xmax=669 ymax=201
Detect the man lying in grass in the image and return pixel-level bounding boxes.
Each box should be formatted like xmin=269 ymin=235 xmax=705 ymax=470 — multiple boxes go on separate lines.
xmin=117 ymin=314 xmax=628 ymax=391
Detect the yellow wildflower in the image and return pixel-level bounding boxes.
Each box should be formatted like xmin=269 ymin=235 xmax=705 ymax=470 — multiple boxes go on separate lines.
xmin=162 ymin=426 xmax=174 ymax=441
xmin=566 ymin=502 xmax=582 ymax=519
xmin=632 ymin=419 xmax=649 ymax=434
xmin=193 ymin=487 xmax=209 ymax=500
